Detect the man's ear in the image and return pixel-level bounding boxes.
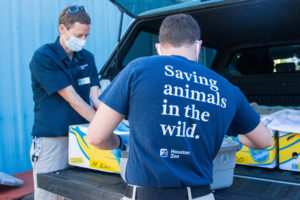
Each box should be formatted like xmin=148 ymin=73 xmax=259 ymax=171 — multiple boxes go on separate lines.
xmin=155 ymin=43 xmax=162 ymax=55
xmin=59 ymin=24 xmax=66 ymax=35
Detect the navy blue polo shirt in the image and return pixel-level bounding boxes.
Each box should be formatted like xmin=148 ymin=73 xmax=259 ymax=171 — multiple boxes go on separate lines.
xmin=30 ymin=37 xmax=99 ymax=137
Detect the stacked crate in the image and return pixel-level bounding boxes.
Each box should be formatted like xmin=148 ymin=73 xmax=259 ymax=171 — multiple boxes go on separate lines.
xmin=228 ymin=108 xmax=300 ymax=172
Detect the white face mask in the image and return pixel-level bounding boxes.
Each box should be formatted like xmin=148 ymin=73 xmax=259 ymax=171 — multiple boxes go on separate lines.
xmin=64 ymin=34 xmax=86 ymax=52
xmin=157 ymin=43 xmax=162 ymax=55
xmin=196 ymin=40 xmax=200 ymax=62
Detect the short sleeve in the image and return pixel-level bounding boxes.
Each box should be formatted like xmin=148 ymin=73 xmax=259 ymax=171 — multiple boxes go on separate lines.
xmin=227 ymin=87 xmax=260 ymax=136
xmin=30 ymin=51 xmax=71 ymax=95
xmin=89 ymin=54 xmax=100 ymax=87
xmin=98 ymin=64 xmax=135 ymax=116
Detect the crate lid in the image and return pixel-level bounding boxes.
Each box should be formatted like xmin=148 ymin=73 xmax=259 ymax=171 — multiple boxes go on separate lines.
xmin=218 ymin=138 xmax=240 ymax=152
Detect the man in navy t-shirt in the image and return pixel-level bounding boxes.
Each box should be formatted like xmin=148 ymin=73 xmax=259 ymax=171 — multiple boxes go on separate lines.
xmin=88 ymin=14 xmax=273 ymax=200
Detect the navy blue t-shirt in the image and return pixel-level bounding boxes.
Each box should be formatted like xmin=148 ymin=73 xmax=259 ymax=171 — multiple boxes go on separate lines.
xmin=99 ymin=55 xmax=259 ymax=188
xmin=30 ymin=37 xmax=99 ymax=137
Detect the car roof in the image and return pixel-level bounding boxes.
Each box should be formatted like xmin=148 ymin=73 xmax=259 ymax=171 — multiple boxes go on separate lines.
xmin=129 ymin=0 xmax=300 ymax=50
xmin=192 ymin=0 xmax=300 ymax=49
xmin=110 ymin=0 xmax=229 ymax=18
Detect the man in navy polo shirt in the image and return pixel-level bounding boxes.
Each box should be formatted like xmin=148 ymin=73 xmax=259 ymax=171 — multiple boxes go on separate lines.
xmin=29 ymin=5 xmax=101 ymax=200
xmin=87 ymin=14 xmax=273 ymax=200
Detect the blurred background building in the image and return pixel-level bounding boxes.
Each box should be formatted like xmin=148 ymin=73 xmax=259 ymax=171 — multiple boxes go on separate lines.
xmin=0 ymin=0 xmax=132 ymax=174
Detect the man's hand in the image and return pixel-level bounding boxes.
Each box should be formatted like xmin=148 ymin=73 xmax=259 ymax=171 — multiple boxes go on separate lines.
xmin=90 ymin=86 xmax=101 ymax=109
xmin=87 ymin=102 xmax=124 ymax=150
xmin=238 ymin=121 xmax=273 ymax=149
xmin=58 ymin=85 xmax=96 ymax=122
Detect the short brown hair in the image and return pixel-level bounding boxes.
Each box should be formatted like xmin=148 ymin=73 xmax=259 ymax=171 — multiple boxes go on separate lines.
xmin=59 ymin=5 xmax=91 ymax=29
xmin=159 ymin=14 xmax=200 ymax=47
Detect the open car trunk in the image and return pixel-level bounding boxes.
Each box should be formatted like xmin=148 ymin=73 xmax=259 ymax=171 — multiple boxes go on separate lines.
xmin=98 ymin=0 xmax=300 ymax=197
xmin=101 ymin=0 xmax=300 ymax=106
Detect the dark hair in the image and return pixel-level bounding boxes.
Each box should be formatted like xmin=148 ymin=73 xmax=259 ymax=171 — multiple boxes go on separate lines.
xmin=159 ymin=14 xmax=200 ymax=47
xmin=59 ymin=5 xmax=91 ymax=29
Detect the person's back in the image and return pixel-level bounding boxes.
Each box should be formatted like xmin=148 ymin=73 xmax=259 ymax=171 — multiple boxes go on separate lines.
xmin=87 ymin=13 xmax=273 ymax=200
xmin=119 ymin=54 xmax=259 ymax=187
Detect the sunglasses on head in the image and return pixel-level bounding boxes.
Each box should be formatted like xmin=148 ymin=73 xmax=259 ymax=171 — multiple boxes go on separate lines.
xmin=65 ymin=5 xmax=85 ymax=15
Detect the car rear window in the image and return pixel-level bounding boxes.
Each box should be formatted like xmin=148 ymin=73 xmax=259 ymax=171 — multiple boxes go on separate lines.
xmin=227 ymin=44 xmax=300 ymax=76
xmin=122 ymin=31 xmax=217 ymax=68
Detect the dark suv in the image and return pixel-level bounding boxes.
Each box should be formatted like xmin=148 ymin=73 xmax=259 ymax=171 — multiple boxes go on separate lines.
xmin=38 ymin=1 xmax=300 ymax=199
xmin=100 ymin=0 xmax=300 ymax=198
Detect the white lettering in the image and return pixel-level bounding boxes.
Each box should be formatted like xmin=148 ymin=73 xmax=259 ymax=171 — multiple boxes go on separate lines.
xmin=175 ymin=70 xmax=184 ymax=80
xmin=201 ymin=111 xmax=210 ymax=122
xmin=160 ymin=124 xmax=176 ymax=136
xmin=165 ymin=65 xmax=174 ymax=77
xmin=184 ymin=72 xmax=193 ymax=81
xmin=164 ymin=84 xmax=173 ymax=95
xmin=160 ymin=121 xmax=197 ymax=138
xmin=184 ymin=105 xmax=210 ymax=122
xmin=163 ymin=84 xmax=227 ymax=109
xmin=221 ymin=98 xmax=227 ymax=108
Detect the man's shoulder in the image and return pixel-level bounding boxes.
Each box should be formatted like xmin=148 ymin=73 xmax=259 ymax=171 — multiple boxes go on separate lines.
xmin=34 ymin=43 xmax=54 ymax=57
xmin=33 ymin=39 xmax=65 ymax=62
xmin=131 ymin=55 xmax=160 ymax=63
xmin=128 ymin=55 xmax=169 ymax=69
xmin=198 ymin=63 xmax=232 ymax=86
xmin=30 ymin=42 xmax=60 ymax=70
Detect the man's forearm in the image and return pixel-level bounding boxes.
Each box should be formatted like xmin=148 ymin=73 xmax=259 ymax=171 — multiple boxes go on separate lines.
xmin=238 ymin=121 xmax=273 ymax=150
xmin=238 ymin=134 xmax=259 ymax=149
xmin=87 ymin=102 xmax=124 ymax=150
xmin=69 ymin=97 xmax=96 ymax=122
xmin=58 ymin=85 xmax=96 ymax=122
xmin=89 ymin=133 xmax=121 ymax=150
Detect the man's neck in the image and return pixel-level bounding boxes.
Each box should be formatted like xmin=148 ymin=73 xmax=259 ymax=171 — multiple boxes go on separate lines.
xmin=160 ymin=45 xmax=197 ymax=61
xmin=162 ymin=47 xmax=196 ymax=61
xmin=59 ymin=36 xmax=73 ymax=56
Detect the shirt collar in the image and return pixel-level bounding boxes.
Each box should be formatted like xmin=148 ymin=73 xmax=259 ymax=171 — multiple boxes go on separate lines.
xmin=54 ymin=37 xmax=84 ymax=61
xmin=54 ymin=37 xmax=69 ymax=60
xmin=76 ymin=50 xmax=84 ymax=60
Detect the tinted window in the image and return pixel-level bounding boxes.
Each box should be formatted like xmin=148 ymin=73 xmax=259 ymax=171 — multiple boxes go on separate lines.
xmin=227 ymin=44 xmax=300 ymax=76
xmin=199 ymin=47 xmax=217 ymax=68
xmin=122 ymin=31 xmax=217 ymax=68
xmin=122 ymin=31 xmax=159 ymax=67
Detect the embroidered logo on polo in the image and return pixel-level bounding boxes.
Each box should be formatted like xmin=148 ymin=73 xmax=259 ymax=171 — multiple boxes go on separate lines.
xmin=78 ymin=64 xmax=88 ymax=70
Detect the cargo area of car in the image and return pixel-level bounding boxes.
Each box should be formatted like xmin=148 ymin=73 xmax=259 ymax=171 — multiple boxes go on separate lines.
xmin=36 ymin=165 xmax=300 ymax=200
xmin=98 ymin=0 xmax=300 ymax=198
